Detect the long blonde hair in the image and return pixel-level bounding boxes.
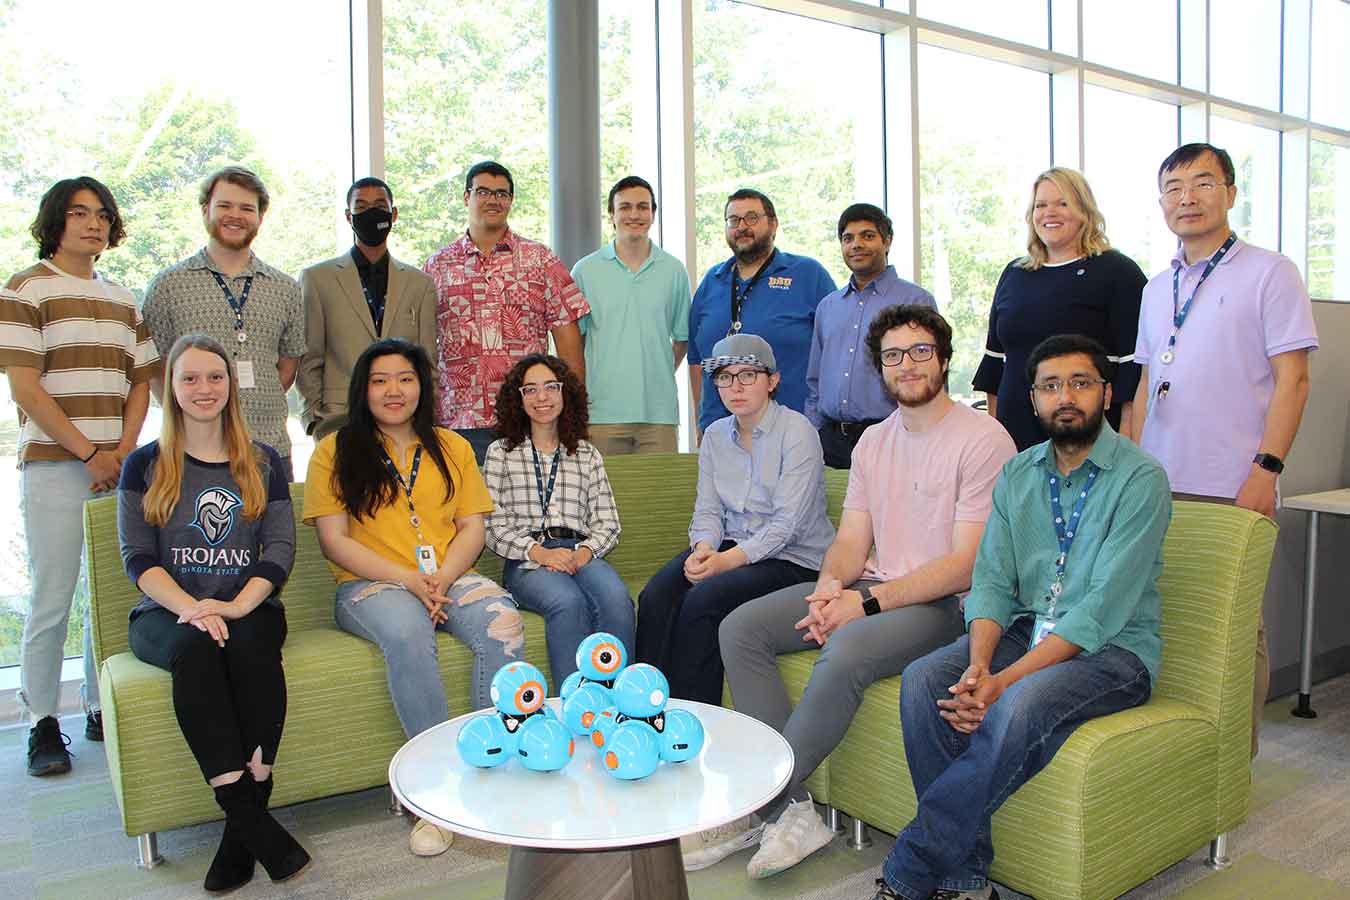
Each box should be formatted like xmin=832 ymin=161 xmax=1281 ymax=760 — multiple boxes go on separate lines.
xmin=143 ymin=334 xmax=267 ymax=526
xmin=1017 ymin=167 xmax=1112 ymax=270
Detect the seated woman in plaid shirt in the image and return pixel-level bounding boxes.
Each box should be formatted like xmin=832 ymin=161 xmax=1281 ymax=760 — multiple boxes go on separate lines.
xmin=484 ymin=354 xmax=635 ymax=682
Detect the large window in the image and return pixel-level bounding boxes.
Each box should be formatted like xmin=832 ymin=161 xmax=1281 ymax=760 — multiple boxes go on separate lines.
xmin=0 ymin=0 xmax=350 ymax=667
xmin=918 ymin=46 xmax=1050 ymax=398
xmin=1309 ymin=140 xmax=1350 ymax=300
xmin=1208 ymin=117 xmax=1281 ymax=253
xmin=692 ymin=3 xmax=883 ymax=288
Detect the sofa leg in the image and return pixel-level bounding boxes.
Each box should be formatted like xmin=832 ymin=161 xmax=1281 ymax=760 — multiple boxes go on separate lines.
xmin=389 ymin=786 xmax=405 ymax=816
xmin=849 ymin=817 xmax=873 ymax=851
xmin=136 ymin=832 xmax=163 ymax=869
xmin=1206 ymin=833 xmax=1232 ymax=870
xmin=827 ymin=806 xmax=846 ymax=836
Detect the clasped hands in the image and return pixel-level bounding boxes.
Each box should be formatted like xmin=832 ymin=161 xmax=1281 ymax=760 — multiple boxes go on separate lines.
xmin=793 ymin=578 xmax=865 ymax=645
xmin=936 ymin=663 xmax=1007 ymax=734
xmin=683 ymin=542 xmax=735 ymax=583
xmin=176 ymin=597 xmax=249 ymax=646
xmin=529 ymin=543 xmax=594 ymax=575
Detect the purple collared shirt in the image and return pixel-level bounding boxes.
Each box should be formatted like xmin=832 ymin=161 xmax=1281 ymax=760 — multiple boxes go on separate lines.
xmin=804 ymin=266 xmax=937 ymax=427
xmin=1135 ymin=238 xmax=1317 ymax=497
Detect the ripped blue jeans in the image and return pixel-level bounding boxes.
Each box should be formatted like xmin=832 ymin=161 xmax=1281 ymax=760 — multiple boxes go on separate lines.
xmin=335 ymin=572 xmax=523 ymax=738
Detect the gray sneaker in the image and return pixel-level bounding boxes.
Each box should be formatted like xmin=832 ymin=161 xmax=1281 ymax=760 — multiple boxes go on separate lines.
xmin=681 ymin=816 xmax=763 ymax=871
xmin=746 ymin=796 xmax=834 ymax=878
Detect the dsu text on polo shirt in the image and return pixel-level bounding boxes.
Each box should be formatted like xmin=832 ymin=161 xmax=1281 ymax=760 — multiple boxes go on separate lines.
xmin=687 ymin=250 xmax=836 ymax=431
xmin=806 ymin=265 xmax=936 ymax=428
xmin=1134 ymin=238 xmax=1318 ymax=498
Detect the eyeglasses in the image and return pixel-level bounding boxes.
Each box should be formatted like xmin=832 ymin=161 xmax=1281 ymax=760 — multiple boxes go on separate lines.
xmin=1031 ymin=377 xmax=1107 ymax=395
xmin=472 ymin=187 xmax=513 ymax=201
xmin=879 ymin=344 xmax=937 ymax=366
xmin=1160 ymin=181 xmax=1230 ymax=201
xmin=712 ymin=369 xmax=766 ymax=387
xmin=725 ymin=212 xmax=767 ymax=229
xmin=65 ymin=207 xmax=113 ymax=225
xmin=519 ymin=381 xmax=562 ymax=397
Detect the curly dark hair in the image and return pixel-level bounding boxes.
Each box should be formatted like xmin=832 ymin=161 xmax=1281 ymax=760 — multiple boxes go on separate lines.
xmin=865 ymin=304 xmax=954 ymax=378
xmin=494 ymin=354 xmax=590 ymax=454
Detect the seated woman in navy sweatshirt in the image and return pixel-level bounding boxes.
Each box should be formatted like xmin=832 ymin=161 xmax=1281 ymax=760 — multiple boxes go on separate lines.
xmin=118 ymin=334 xmax=308 ymax=892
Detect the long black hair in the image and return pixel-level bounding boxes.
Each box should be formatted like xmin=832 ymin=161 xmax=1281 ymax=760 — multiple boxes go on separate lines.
xmin=333 ymin=338 xmax=456 ymax=520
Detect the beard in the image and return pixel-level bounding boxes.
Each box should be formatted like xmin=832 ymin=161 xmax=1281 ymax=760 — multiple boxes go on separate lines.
xmin=890 ymin=370 xmax=944 ymax=408
xmin=729 ymin=231 xmax=773 ymax=264
xmin=210 ymin=219 xmax=259 ymax=251
xmin=1041 ymin=403 xmax=1106 ymax=447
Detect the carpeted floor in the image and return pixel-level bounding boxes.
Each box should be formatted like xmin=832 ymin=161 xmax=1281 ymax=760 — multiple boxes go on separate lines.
xmin=3 ymin=674 xmax=1349 ymax=900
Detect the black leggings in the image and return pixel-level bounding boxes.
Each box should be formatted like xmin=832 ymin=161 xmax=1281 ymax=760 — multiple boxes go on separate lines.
xmin=129 ymin=603 xmax=288 ymax=782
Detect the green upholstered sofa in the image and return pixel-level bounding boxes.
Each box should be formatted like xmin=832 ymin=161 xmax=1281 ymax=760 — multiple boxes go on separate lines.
xmin=86 ymin=453 xmax=827 ymax=867
xmin=88 ymin=453 xmax=1274 ymax=900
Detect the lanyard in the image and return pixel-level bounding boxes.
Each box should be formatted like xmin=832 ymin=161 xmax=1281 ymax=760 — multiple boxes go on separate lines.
xmin=360 ymin=282 xmax=385 ymax=336
xmin=1162 ymin=233 xmax=1235 ymax=364
xmin=211 ymin=271 xmax=254 ymax=345
xmin=378 ymin=445 xmax=426 ymax=541
xmin=531 ymin=444 xmax=561 ymax=524
xmin=1046 ymin=462 xmax=1100 ymax=614
xmin=727 ymin=249 xmax=777 ymax=335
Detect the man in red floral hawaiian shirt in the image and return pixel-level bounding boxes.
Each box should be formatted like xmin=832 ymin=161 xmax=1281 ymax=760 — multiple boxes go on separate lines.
xmin=424 ymin=160 xmax=590 ymax=462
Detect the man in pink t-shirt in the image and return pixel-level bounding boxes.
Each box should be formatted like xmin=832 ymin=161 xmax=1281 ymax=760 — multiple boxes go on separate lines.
xmin=1131 ymin=142 xmax=1317 ymax=756
xmin=691 ymin=306 xmax=1015 ymax=879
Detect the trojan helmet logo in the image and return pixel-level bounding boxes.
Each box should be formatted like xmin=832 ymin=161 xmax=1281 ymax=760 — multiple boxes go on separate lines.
xmin=190 ymin=488 xmax=242 ymax=545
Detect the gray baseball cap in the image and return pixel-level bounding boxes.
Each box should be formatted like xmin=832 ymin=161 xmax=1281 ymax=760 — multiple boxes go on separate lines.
xmin=701 ymin=333 xmax=777 ymax=374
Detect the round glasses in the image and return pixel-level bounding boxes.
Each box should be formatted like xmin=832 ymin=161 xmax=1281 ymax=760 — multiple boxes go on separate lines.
xmin=878 ymin=344 xmax=936 ymax=367
xmin=712 ymin=369 xmax=766 ymax=388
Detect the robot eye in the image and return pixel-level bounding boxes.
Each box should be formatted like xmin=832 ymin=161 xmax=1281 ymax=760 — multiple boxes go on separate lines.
xmin=522 ymin=689 xmax=536 ymax=704
xmin=514 ymin=680 xmax=545 ymax=713
xmin=591 ymin=642 xmax=622 ymax=674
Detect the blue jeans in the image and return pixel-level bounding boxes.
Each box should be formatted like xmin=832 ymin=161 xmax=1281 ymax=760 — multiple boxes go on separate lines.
xmin=334 ymin=573 xmax=523 ymax=738
xmin=502 ymin=537 xmax=635 ymax=685
xmin=19 ymin=460 xmax=103 ymax=720
xmin=882 ymin=617 xmax=1152 ymax=899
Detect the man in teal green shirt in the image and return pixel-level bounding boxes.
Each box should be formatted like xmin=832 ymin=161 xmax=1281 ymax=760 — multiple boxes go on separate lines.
xmin=571 ymin=176 xmax=691 ymax=455
xmin=872 ymin=334 xmax=1170 ymax=900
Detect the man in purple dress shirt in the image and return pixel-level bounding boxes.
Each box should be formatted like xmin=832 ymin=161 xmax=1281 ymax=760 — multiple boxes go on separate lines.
xmin=805 ymin=204 xmax=937 ymax=468
xmin=1130 ymin=142 xmax=1317 ymax=757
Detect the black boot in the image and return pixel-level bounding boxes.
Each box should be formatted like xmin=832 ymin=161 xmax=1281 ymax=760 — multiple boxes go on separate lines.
xmin=204 ymin=772 xmax=279 ymax=891
xmin=212 ymin=777 xmax=310 ymax=883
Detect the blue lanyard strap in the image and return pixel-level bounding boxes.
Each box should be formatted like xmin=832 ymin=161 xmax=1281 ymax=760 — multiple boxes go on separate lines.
xmin=210 ymin=271 xmax=253 ymax=331
xmin=360 ymin=282 xmax=385 ymax=335
xmin=1047 ymin=462 xmax=1100 ymax=603
xmin=531 ymin=445 xmax=561 ymax=524
xmin=727 ymin=249 xmax=777 ymax=335
xmin=378 ymin=445 xmax=424 ymax=532
xmin=1166 ymin=233 xmax=1235 ymax=354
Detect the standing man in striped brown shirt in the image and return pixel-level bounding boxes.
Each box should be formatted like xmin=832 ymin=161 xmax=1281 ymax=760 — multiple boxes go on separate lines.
xmin=0 ymin=177 xmax=159 ymax=776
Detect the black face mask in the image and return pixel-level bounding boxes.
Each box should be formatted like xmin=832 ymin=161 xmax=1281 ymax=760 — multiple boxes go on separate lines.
xmin=351 ymin=207 xmax=393 ymax=247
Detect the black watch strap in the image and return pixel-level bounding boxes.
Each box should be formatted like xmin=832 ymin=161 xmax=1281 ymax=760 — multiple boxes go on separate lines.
xmin=1253 ymin=452 xmax=1285 ymax=474
xmin=860 ymin=586 xmax=881 ymax=616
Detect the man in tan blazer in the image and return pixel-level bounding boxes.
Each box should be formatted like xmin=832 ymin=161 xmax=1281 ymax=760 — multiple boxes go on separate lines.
xmin=299 ymin=177 xmax=438 ymax=440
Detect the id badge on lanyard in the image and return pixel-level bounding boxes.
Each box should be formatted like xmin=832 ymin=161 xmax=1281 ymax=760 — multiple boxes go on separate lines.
xmin=1034 ymin=464 xmax=1100 ymax=647
xmin=378 ymin=444 xmax=437 ymax=575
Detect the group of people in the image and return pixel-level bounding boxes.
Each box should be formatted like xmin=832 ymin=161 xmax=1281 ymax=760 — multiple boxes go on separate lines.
xmin=1 ymin=138 xmax=1317 ymax=900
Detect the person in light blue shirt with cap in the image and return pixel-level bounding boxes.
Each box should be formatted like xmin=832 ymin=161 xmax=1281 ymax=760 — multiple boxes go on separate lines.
xmin=635 ymin=332 xmax=835 ymax=705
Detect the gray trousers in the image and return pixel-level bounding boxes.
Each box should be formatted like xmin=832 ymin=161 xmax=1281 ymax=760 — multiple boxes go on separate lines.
xmin=719 ymin=580 xmax=965 ymax=821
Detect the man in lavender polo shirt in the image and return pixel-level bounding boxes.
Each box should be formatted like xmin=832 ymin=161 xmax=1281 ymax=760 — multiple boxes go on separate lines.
xmin=694 ymin=306 xmax=1014 ymax=879
xmin=1130 ymin=142 xmax=1317 ymax=756
xmin=805 ymin=203 xmax=937 ymax=468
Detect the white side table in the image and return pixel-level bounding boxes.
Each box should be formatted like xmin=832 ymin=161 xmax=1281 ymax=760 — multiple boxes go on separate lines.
xmin=1282 ymin=488 xmax=1350 ymax=718
xmin=389 ymin=698 xmax=793 ymax=900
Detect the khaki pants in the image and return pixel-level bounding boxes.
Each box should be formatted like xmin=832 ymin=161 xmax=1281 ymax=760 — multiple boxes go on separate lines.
xmin=589 ymin=423 xmax=678 ymax=456
xmin=1174 ymin=492 xmax=1268 ymax=757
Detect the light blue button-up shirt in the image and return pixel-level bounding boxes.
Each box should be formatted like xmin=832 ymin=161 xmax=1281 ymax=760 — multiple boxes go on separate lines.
xmin=688 ymin=401 xmax=835 ymax=571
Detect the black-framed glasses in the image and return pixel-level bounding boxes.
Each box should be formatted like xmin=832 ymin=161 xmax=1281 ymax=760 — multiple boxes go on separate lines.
xmin=472 ymin=187 xmax=513 ymax=201
xmin=725 ymin=212 xmax=767 ymax=229
xmin=879 ymin=344 xmax=936 ymax=367
xmin=519 ymin=381 xmax=562 ymax=397
xmin=1031 ymin=377 xmax=1107 ymax=395
xmin=712 ymin=369 xmax=766 ymax=387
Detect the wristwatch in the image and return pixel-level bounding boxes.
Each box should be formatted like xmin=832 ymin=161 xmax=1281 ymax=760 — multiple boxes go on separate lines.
xmin=860 ymin=586 xmax=881 ymax=617
xmin=1253 ymin=453 xmax=1285 ymax=474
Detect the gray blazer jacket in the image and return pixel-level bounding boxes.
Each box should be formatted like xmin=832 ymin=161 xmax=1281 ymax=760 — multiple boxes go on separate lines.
xmin=297 ymin=251 xmax=438 ymax=439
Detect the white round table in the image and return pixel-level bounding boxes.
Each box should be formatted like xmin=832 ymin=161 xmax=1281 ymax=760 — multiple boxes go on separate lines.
xmin=389 ymin=698 xmax=792 ymax=900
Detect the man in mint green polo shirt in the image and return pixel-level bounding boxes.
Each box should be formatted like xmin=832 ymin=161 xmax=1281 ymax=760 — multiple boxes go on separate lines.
xmin=571 ymin=176 xmax=691 ymax=455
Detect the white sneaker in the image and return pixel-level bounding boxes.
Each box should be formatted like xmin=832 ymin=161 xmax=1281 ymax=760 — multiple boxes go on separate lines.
xmin=681 ymin=815 xmax=764 ymax=871
xmin=746 ymin=796 xmax=834 ymax=878
xmin=410 ymin=817 xmax=454 ymax=856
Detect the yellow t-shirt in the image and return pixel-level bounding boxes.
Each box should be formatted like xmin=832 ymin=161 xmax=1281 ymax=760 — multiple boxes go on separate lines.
xmin=303 ymin=427 xmax=494 ymax=584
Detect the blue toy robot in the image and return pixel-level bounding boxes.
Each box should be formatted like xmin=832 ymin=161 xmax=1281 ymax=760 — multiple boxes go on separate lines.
xmin=458 ymin=662 xmax=572 ymax=771
xmin=559 ymin=632 xmax=628 ymax=735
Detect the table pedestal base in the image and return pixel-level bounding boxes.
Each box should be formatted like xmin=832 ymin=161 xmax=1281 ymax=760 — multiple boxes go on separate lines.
xmin=1292 ymin=692 xmax=1318 ymax=718
xmin=504 ymin=838 xmax=689 ymax=900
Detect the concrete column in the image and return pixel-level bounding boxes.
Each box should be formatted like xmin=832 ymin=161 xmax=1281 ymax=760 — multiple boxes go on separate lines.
xmin=547 ymin=0 xmax=601 ymax=268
